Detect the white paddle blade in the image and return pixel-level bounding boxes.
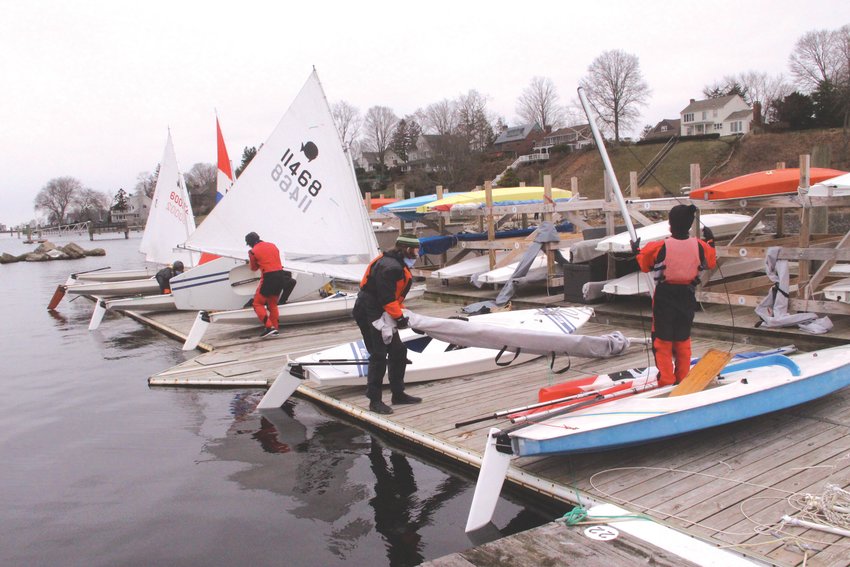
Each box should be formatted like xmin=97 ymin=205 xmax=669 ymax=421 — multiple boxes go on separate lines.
xmin=465 ymin=428 xmax=512 ymax=532
xmin=257 ymin=369 xmax=302 ymax=410
xmin=88 ymin=300 xmax=107 ymax=330
xmin=182 ymin=311 xmax=210 ymax=351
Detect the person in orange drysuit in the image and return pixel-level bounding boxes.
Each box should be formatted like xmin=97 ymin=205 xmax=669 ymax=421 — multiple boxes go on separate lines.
xmin=246 ymin=231 xmax=290 ymax=338
xmin=352 ymin=234 xmax=422 ymax=414
xmin=634 ymin=204 xmax=717 ymax=386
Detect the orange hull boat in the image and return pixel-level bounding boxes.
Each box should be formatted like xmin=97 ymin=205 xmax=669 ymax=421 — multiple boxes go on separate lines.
xmin=690 ymin=168 xmax=847 ymax=200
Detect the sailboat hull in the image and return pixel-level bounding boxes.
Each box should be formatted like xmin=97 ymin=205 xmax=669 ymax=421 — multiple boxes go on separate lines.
xmin=510 ymin=347 xmax=850 ymax=457
xmin=170 ymin=256 xmax=329 ymax=311
xmin=65 ymin=278 xmax=160 ymax=297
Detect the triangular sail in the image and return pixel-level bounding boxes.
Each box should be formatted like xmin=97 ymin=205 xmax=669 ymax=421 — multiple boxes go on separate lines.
xmin=183 ymin=70 xmax=379 ymax=277
xmin=138 ymin=131 xmax=198 ymax=267
xmin=215 ymin=113 xmax=234 ymax=203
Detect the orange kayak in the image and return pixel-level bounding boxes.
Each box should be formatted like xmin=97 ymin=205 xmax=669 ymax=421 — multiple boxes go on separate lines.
xmin=365 ymin=197 xmax=398 ymax=210
xmin=690 ymin=168 xmax=847 ymax=200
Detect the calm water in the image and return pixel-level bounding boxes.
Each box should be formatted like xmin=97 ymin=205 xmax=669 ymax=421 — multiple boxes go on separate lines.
xmin=0 ymin=234 xmax=549 ymax=567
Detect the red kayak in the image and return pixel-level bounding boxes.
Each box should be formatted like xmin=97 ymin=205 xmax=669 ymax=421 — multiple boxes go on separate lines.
xmin=690 ymin=168 xmax=846 ymax=200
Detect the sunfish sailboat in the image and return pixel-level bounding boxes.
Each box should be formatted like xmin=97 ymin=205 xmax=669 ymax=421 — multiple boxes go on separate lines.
xmin=170 ymin=70 xmax=380 ymax=329
xmin=90 ymin=119 xmax=237 ymax=329
xmin=52 ymin=131 xmax=198 ymax=309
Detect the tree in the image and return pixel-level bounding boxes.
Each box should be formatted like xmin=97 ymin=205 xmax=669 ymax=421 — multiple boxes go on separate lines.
xmin=112 ymin=188 xmax=130 ymax=214
xmin=789 ymin=28 xmax=844 ymax=93
xmin=775 ymin=91 xmax=816 ymax=129
xmin=134 ymin=166 xmax=160 ymax=199
xmin=71 ymin=188 xmax=110 ymax=222
xmin=363 ymin=106 xmax=398 ymax=170
xmin=421 ymin=99 xmax=457 ymax=136
xmin=34 ymin=176 xmax=82 ymax=224
xmin=580 ymin=49 xmax=651 ymax=143
xmin=640 ymin=124 xmax=653 ymax=140
xmin=516 ymin=76 xmax=564 ymax=131
xmin=455 ymin=90 xmax=495 ymax=152
xmin=331 ymin=101 xmax=362 ymax=150
xmin=235 ymin=146 xmax=257 ymax=178
xmin=702 ymin=77 xmax=749 ymax=100
xmin=184 ymin=162 xmax=217 ymax=215
xmin=390 ymin=117 xmax=422 ymax=162
xmin=812 ymin=79 xmax=846 ymax=127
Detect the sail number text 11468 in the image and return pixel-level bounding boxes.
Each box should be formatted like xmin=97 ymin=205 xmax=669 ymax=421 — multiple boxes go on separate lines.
xmin=271 ymin=148 xmax=322 ymax=213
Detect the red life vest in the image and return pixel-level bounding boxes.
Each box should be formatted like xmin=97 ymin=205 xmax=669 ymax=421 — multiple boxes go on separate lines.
xmin=657 ymin=237 xmax=702 ymax=285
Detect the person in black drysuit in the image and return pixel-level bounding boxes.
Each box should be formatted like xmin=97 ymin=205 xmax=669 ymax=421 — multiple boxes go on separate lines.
xmin=155 ymin=260 xmax=184 ymax=294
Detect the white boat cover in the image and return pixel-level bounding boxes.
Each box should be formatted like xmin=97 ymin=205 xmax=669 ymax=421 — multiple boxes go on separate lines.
xmin=755 ymin=247 xmax=831 ymax=333
xmin=182 ymin=70 xmax=379 ymax=280
xmin=399 ymin=310 xmax=630 ymax=358
xmin=138 ymin=131 xmax=198 ymax=267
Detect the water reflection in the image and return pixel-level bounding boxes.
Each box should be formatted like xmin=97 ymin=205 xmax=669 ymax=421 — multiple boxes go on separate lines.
xmin=368 ymin=437 xmax=465 ymax=566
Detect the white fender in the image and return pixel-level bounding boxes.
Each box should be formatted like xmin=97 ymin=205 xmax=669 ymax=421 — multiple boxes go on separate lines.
xmin=465 ymin=428 xmax=512 ymax=532
xmin=257 ymin=367 xmax=303 ymax=410
xmin=88 ymin=299 xmax=108 ymax=331
xmin=182 ymin=311 xmax=210 ymax=351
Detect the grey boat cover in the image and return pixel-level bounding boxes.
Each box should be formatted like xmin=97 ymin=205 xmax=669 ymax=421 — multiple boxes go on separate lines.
xmin=464 ymin=221 xmax=561 ymax=314
xmin=755 ymin=247 xmax=832 ymax=333
xmin=372 ymin=310 xmax=631 ymax=358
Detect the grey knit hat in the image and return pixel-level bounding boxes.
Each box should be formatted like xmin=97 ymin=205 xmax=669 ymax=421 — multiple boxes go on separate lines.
xmin=396 ymin=233 xmax=420 ymax=248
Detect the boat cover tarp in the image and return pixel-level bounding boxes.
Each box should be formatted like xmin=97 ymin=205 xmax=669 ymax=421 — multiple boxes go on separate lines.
xmin=462 ymin=222 xmax=561 ymax=313
xmin=418 ymin=222 xmax=573 ymax=256
xmin=755 ymin=247 xmax=832 ymax=333
xmin=373 ymin=311 xmax=630 ymax=358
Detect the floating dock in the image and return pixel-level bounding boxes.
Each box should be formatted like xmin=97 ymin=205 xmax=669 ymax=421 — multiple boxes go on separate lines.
xmin=132 ymin=283 xmax=850 ymax=567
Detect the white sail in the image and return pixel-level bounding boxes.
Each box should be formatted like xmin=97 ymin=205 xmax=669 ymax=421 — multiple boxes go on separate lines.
xmin=183 ymin=70 xmax=379 ymax=277
xmin=138 ymin=131 xmax=198 ymax=267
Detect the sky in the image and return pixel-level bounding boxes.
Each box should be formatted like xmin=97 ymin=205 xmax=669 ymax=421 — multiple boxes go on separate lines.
xmin=1 ymin=0 xmax=848 ymax=227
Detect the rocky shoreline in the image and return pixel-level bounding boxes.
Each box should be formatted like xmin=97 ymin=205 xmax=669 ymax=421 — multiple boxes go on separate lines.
xmin=0 ymin=241 xmax=105 ymax=264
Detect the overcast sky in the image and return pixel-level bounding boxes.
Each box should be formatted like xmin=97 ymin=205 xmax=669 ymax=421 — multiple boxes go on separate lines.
xmin=1 ymin=0 xmax=848 ymax=226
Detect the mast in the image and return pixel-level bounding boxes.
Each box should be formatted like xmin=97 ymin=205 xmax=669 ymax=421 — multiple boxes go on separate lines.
xmin=577 ymin=87 xmax=637 ymax=244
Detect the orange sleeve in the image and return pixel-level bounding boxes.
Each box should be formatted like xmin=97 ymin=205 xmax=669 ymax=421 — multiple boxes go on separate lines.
xmin=699 ymin=240 xmax=717 ymax=269
xmin=636 ymin=240 xmax=664 ymax=273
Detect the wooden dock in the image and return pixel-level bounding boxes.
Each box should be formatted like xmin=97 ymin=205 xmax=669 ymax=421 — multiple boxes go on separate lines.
xmin=135 ymin=284 xmax=850 ymax=567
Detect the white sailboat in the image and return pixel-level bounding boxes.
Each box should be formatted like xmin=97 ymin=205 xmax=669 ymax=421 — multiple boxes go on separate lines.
xmin=171 ymin=70 xmax=380 ymax=336
xmin=59 ymin=132 xmax=198 ymax=307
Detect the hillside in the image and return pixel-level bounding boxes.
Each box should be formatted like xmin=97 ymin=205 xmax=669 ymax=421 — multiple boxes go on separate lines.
xmin=506 ymin=128 xmax=850 ymax=201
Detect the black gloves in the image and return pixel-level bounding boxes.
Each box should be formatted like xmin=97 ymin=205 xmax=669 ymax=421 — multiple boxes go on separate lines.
xmin=702 ymin=226 xmax=715 ymax=247
xmin=630 ymin=238 xmax=641 ymax=255
xmin=396 ymin=316 xmax=409 ymax=329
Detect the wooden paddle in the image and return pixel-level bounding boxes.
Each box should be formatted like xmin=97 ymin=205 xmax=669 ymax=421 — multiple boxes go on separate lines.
xmin=669 ymin=348 xmax=733 ymax=397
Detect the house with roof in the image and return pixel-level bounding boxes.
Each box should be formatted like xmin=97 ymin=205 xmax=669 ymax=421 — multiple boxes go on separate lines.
xmin=111 ymin=192 xmax=151 ymax=226
xmin=644 ymin=119 xmax=681 ymax=141
xmin=680 ymin=95 xmax=752 ymax=136
xmin=355 ymin=149 xmax=403 ymax=172
xmin=492 ymin=123 xmax=544 ymax=156
xmin=534 ymin=124 xmax=594 ymax=152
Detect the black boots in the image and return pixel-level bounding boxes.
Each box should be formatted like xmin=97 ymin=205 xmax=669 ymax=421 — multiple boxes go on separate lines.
xmin=392 ymin=393 xmax=422 ymax=405
xmin=369 ymin=400 xmax=393 ymax=414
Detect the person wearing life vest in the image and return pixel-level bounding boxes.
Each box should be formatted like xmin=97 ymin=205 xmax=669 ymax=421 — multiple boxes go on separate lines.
xmin=155 ymin=260 xmax=184 ymax=294
xmin=635 ymin=204 xmax=717 ymax=386
xmin=352 ymin=233 xmax=422 ymax=415
xmin=246 ymin=232 xmax=290 ymax=339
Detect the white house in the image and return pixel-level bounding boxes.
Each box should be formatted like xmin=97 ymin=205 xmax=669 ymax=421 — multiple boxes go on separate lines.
xmin=680 ymin=94 xmax=752 ymax=137
xmin=112 ymin=192 xmax=151 ymax=225
xmin=355 ymin=149 xmax=402 ymax=172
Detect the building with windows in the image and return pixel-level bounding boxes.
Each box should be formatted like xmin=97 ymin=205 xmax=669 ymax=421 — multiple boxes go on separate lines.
xmin=492 ymin=123 xmax=544 ymax=156
xmin=680 ymin=95 xmax=752 ymax=136
xmin=644 ymin=119 xmax=681 ymax=141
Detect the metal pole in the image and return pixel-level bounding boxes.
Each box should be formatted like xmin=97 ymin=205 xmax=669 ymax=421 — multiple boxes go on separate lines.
xmin=577 ymin=87 xmax=637 ymax=244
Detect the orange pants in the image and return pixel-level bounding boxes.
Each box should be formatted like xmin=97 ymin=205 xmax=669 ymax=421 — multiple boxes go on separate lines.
xmin=253 ymin=287 xmax=279 ymax=330
xmin=653 ymin=337 xmax=691 ymax=386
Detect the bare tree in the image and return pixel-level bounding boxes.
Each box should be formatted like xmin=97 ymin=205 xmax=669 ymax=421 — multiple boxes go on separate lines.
xmin=331 ymin=100 xmax=362 ymax=150
xmin=71 ymin=188 xmax=110 ymax=222
xmin=789 ymin=28 xmax=844 ymax=92
xmin=580 ymin=50 xmax=651 ymax=143
xmin=455 ymin=90 xmax=495 ymax=152
xmin=34 ymin=177 xmax=82 ymax=224
xmin=516 ymin=76 xmax=564 ymax=130
xmin=134 ymin=166 xmax=159 ymax=199
xmin=363 ymin=106 xmax=398 ymax=168
xmin=737 ymin=71 xmax=792 ymax=123
xmin=184 ymin=163 xmax=216 ymax=215
xmin=421 ymin=99 xmax=457 ymax=136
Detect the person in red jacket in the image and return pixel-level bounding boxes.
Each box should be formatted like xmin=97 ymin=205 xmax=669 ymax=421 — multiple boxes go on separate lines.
xmin=246 ymin=232 xmax=289 ymax=338
xmin=352 ymin=234 xmax=422 ymax=414
xmin=635 ymin=204 xmax=717 ymax=386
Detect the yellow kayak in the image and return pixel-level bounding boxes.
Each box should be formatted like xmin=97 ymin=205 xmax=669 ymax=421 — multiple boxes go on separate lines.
xmin=417 ymin=186 xmax=572 ymax=213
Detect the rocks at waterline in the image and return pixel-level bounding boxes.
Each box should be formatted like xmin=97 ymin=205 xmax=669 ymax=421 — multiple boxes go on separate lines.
xmin=0 ymin=241 xmax=106 ymax=264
